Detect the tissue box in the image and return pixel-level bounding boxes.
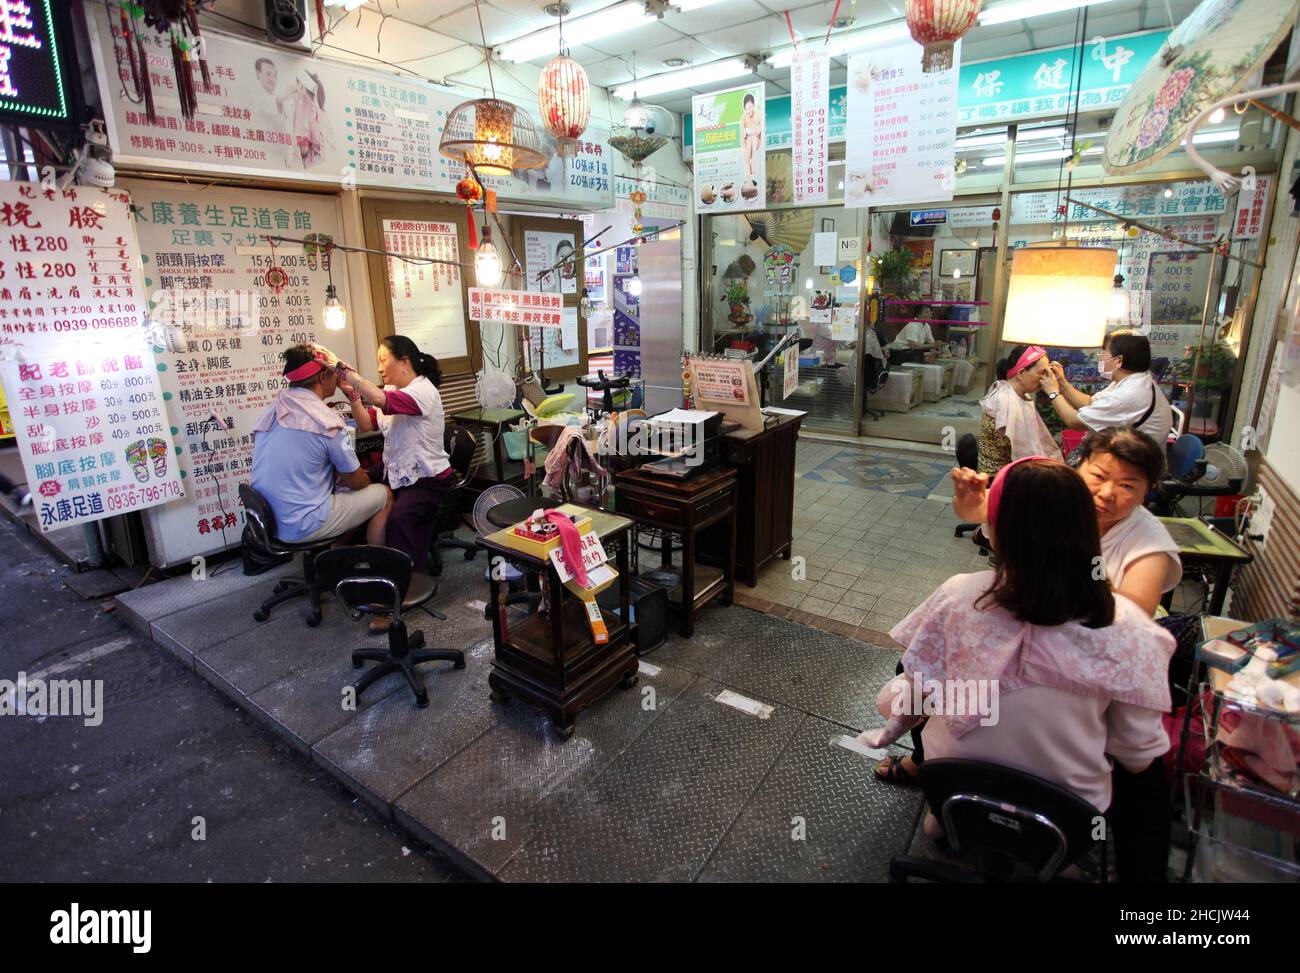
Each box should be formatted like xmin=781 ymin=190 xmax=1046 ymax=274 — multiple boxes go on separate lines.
xmin=1198 ymin=638 xmax=1251 ymax=673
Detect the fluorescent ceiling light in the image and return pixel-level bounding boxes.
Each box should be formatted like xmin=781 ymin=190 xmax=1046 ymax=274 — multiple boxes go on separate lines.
xmin=978 ymin=0 xmax=1119 ymax=27
xmin=982 ymin=148 xmax=1072 ymax=166
xmin=613 ymin=58 xmax=753 ymax=99
xmin=498 ymin=1 xmax=655 ymax=63
xmin=668 ymin=0 xmax=725 ymax=9
xmin=1187 ymin=129 xmax=1240 ymax=145
xmin=955 ymin=126 xmax=1066 ymax=150
xmin=766 ymin=21 xmax=911 ymax=68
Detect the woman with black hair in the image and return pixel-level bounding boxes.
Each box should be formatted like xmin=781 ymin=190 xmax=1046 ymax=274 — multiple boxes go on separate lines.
xmin=321 ymin=337 xmax=452 ymax=622
xmin=976 ymin=344 xmax=1061 ymax=475
xmin=863 ymin=458 xmax=1175 ymax=862
xmin=1039 ymin=329 xmax=1174 ymax=446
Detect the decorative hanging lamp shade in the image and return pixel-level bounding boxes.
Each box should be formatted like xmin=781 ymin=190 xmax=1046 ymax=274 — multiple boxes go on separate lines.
xmin=439 ymin=98 xmax=547 ymax=176
xmin=538 ymin=54 xmax=592 ymax=157
xmin=1001 ymin=245 xmax=1117 ymax=349
xmin=906 ymin=0 xmax=982 ymax=73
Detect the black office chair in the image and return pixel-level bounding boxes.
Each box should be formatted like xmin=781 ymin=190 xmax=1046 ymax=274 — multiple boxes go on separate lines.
xmin=862 ymin=347 xmax=890 ymax=421
xmin=240 ymin=483 xmax=342 ymax=627
xmin=889 ymin=759 xmax=1107 ymax=883
xmin=952 ymin=433 xmax=990 ymax=554
xmin=429 ymin=423 xmax=479 ymax=575
xmin=314 ymin=545 xmax=465 ymax=708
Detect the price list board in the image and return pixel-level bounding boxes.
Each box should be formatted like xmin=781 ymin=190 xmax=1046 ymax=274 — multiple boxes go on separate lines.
xmin=124 ymin=180 xmax=356 ymax=567
xmin=0 ymin=184 xmax=184 ymax=531
xmin=382 ymin=219 xmax=467 ymax=361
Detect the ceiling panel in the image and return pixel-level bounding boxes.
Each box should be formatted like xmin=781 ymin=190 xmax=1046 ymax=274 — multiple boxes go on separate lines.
xmin=661 ymin=0 xmax=772 ymax=36
xmin=696 ymin=19 xmax=788 ymax=55
xmin=581 ymin=20 xmax=683 ymax=59
xmin=422 ymin=3 xmax=537 ymax=46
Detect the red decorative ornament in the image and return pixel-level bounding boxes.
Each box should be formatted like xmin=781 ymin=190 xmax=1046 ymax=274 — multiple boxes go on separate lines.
xmin=538 ymin=54 xmax=591 ymax=158
xmin=456 ymin=176 xmax=483 ymax=250
xmin=906 ymin=0 xmax=982 ymax=73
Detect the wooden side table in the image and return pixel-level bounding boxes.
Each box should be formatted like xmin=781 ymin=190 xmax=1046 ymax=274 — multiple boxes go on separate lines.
xmin=614 ymin=465 xmax=737 ymax=638
xmin=478 ymin=503 xmax=637 ymax=740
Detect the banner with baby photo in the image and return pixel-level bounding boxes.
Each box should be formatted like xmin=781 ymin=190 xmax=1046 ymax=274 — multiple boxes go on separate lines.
xmin=692 ymin=82 xmax=766 ymax=214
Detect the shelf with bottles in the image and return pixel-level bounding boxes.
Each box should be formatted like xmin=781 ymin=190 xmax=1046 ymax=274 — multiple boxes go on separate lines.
xmin=883 ymin=299 xmax=990 ymax=306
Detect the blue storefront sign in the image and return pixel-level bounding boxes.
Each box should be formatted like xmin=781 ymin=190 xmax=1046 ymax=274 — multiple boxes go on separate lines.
xmin=910 ymin=209 xmax=948 ymax=227
xmin=685 ymin=29 xmax=1171 ymax=154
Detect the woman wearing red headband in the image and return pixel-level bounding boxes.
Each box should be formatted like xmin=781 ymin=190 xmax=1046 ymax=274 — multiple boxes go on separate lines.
xmin=865 ymin=458 xmax=1174 ymax=878
xmin=976 ymin=344 xmax=1062 ymax=475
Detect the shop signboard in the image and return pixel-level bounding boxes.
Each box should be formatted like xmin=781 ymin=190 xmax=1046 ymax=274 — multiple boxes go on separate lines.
xmin=693 ymin=357 xmax=752 ymax=405
xmin=124 ymin=180 xmax=356 ymax=567
xmin=958 ymin=30 xmax=1169 ymax=126
xmin=1010 ymin=180 xmax=1227 ymax=225
xmin=949 ymin=205 xmax=996 ymax=228
xmin=783 ymin=344 xmax=799 ymax=398
xmin=467 ymin=287 xmax=562 ymax=326
xmin=0 ymin=0 xmax=76 ymax=126
xmin=84 ymin=4 xmax=612 ymax=210
xmin=0 ymin=183 xmax=184 ymax=533
xmin=791 ymin=48 xmax=830 ymax=204
xmin=692 ymin=81 xmax=766 ymax=214
xmin=910 ymin=209 xmax=948 ymax=226
xmin=844 ymin=41 xmax=959 ymax=209
xmin=1233 ymin=174 xmax=1272 ymax=241
xmin=684 ymin=30 xmax=1174 ymax=154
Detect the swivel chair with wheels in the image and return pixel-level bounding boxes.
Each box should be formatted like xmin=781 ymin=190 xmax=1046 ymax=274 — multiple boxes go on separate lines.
xmin=429 ymin=423 xmax=478 ymax=575
xmin=889 ymin=759 xmax=1107 ymax=883
xmin=314 ymin=545 xmax=465 ymax=708
xmin=240 ymin=483 xmax=341 ymax=627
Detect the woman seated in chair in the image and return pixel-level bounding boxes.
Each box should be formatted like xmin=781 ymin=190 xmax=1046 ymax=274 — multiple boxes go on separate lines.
xmin=862 ymin=458 xmax=1174 ymax=839
xmin=953 ymin=426 xmax=1179 ymax=617
xmin=317 ymin=337 xmax=452 ymax=628
xmin=976 ymin=344 xmax=1061 ymax=476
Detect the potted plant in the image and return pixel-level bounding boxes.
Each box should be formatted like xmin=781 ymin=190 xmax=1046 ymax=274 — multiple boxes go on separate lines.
xmin=1169 ymin=340 xmax=1237 ymax=418
xmin=870 ymin=247 xmax=918 ymax=299
xmin=723 ymin=279 xmax=752 ymax=325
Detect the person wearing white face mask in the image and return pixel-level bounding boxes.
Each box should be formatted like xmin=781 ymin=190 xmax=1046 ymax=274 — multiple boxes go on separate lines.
xmin=1038 ymin=330 xmax=1174 ymax=449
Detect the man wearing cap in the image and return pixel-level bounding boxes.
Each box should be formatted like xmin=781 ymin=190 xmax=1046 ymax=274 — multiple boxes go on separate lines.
xmin=250 ymin=344 xmax=390 ymax=544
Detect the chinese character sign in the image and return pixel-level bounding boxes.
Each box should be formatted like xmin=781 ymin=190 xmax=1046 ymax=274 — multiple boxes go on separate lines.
xmin=124 ymin=180 xmax=355 ymax=567
xmin=844 ymin=42 xmax=959 ymax=209
xmin=381 ymin=219 xmax=467 ymax=361
xmin=791 ymin=49 xmax=830 ymax=204
xmin=0 ymin=182 xmax=186 ymax=531
xmin=2 ymin=346 xmax=183 ymax=531
xmin=692 ymin=82 xmax=765 ymax=214
xmin=467 ymin=287 xmax=562 ymax=327
xmin=0 ymin=0 xmax=72 ymax=123
xmin=83 ymin=3 xmax=611 ymax=210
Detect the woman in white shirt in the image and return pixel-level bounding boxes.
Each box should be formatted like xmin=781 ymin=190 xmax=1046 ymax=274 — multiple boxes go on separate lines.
xmin=331 ymin=336 xmax=452 ymax=580
xmin=863 ymin=458 xmax=1174 ymax=859
xmin=953 ymin=426 xmax=1180 ymax=616
xmin=1039 ymin=330 xmax=1174 ymax=447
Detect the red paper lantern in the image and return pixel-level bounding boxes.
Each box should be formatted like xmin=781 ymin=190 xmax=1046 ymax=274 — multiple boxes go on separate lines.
xmin=906 ymin=0 xmax=982 ymax=73
xmin=456 ymin=176 xmax=483 ymax=249
xmin=538 ymin=54 xmax=591 ymax=158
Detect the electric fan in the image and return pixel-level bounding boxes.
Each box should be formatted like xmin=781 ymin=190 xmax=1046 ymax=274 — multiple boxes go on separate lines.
xmin=1200 ymin=443 xmax=1249 ymax=490
xmin=476 ymin=368 xmax=517 ymax=410
xmin=471 ymin=483 xmax=528 ymax=536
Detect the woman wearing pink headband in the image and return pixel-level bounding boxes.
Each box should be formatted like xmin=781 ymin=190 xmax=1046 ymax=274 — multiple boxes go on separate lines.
xmin=975 ymin=344 xmax=1062 ymax=476
xmin=866 ymin=458 xmax=1175 ymax=879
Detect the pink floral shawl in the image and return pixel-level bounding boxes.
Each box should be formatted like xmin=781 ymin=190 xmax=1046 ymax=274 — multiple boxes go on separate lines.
xmin=877 ymin=571 xmax=1174 ymax=745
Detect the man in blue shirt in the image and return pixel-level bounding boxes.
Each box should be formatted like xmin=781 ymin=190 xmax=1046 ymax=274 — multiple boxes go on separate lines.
xmin=251 ymin=345 xmax=389 ymax=544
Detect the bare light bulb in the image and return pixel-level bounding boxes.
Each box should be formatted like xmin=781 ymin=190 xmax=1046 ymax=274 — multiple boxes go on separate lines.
xmin=322 ymin=285 xmax=347 ymax=331
xmin=627 ymin=276 xmax=642 ymax=297
xmin=952 ymin=268 xmax=962 ymax=279
xmin=624 ymin=96 xmax=649 ymax=131
xmin=475 ymin=240 xmax=502 ymax=287
xmin=1209 ymin=107 xmax=1226 ymax=124
xmin=1163 ymin=187 xmax=1174 ymax=198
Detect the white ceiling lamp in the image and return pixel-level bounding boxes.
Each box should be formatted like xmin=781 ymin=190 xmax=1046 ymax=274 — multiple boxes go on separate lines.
xmin=977 ymin=0 xmax=1119 ymax=27
xmin=766 ymin=21 xmax=911 ymax=68
xmin=1185 ymin=128 xmax=1241 ymax=145
xmin=613 ymin=58 xmax=754 ymax=99
xmin=668 ymin=0 xmax=726 ymax=10
xmin=324 ymin=0 xmax=371 ymax=10
xmin=1003 ymin=245 xmax=1116 ymax=348
xmin=955 ymin=126 xmax=1064 ymax=150
xmin=497 ymin=1 xmax=656 ymax=63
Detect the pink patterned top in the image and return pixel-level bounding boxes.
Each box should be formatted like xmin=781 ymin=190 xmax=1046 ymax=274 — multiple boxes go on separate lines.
xmin=869 ymin=571 xmax=1175 ymax=809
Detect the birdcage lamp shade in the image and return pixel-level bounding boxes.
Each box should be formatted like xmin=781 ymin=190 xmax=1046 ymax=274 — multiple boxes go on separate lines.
xmin=906 ymin=0 xmax=982 ymax=73
xmin=1001 ymin=246 xmax=1117 ymax=349
xmin=439 ymin=98 xmax=547 ymax=176
xmin=538 ymin=55 xmax=591 ymax=157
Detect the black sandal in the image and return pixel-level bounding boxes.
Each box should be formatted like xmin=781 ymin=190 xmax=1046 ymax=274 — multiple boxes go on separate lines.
xmin=874 ymin=754 xmax=919 ymax=785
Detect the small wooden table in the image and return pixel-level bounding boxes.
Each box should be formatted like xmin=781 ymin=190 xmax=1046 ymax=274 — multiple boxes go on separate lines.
xmin=449 ymin=406 xmax=525 ymax=491
xmin=1158 ymin=516 xmax=1253 ymax=617
xmin=478 ymin=503 xmax=637 ymax=740
xmin=614 ymin=465 xmax=737 ymax=637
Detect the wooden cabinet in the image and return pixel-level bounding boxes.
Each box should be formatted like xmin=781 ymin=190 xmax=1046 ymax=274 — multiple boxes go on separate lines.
xmin=699 ymin=414 xmax=801 ymax=587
